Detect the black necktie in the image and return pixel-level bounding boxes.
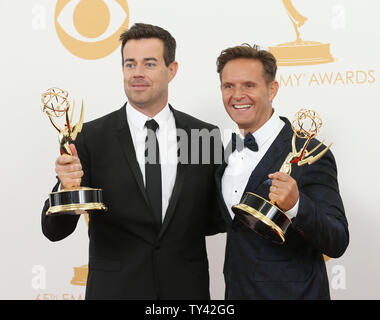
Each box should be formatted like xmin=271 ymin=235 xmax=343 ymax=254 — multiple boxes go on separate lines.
xmin=231 ymin=132 xmax=259 ymax=152
xmin=145 ymin=119 xmax=162 ymax=227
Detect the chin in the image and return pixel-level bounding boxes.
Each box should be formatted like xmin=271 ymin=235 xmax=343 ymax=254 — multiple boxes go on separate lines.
xmin=128 ymin=93 xmax=150 ymax=105
xmin=233 ymin=119 xmax=252 ymax=129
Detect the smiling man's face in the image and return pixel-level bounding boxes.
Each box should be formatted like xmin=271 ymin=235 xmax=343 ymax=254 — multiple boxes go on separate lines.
xmin=220 ymin=58 xmax=279 ymax=135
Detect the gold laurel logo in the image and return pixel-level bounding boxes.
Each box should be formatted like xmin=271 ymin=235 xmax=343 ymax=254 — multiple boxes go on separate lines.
xmin=269 ymin=0 xmax=334 ymax=66
xmin=55 ymin=0 xmax=129 ymax=60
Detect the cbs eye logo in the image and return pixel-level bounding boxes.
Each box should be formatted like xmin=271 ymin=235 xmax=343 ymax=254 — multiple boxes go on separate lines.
xmin=55 ymin=0 xmax=129 ymax=60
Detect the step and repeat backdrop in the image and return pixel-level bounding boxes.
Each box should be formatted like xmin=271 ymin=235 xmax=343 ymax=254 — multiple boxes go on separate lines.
xmin=1 ymin=0 xmax=379 ymax=299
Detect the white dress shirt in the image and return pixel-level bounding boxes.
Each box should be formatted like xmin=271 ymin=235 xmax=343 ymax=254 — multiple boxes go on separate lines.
xmin=222 ymin=109 xmax=299 ymax=220
xmin=126 ymin=103 xmax=177 ymax=221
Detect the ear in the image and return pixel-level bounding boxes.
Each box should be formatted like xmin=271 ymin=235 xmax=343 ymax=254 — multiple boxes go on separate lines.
xmin=268 ymin=80 xmax=279 ymax=103
xmin=167 ymin=61 xmax=178 ymax=83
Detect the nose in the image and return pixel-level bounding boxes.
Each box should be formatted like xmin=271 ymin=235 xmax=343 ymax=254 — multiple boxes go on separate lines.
xmin=231 ymin=87 xmax=245 ymax=101
xmin=132 ymin=64 xmax=145 ymax=78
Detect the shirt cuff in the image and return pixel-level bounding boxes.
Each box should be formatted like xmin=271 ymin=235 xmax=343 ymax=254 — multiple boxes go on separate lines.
xmin=285 ymin=198 xmax=299 ymax=219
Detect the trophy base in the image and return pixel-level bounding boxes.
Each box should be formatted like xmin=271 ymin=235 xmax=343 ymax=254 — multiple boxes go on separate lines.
xmin=47 ymin=187 xmax=107 ymax=215
xmin=71 ymin=265 xmax=88 ymax=286
xmin=269 ymin=40 xmax=334 ymax=66
xmin=232 ymin=192 xmax=292 ymax=244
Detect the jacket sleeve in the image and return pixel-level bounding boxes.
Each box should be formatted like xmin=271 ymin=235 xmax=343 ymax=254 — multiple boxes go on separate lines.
xmin=204 ymin=164 xmax=227 ymax=236
xmin=41 ymin=179 xmax=81 ymax=241
xmin=204 ymin=127 xmax=226 ymax=236
xmin=291 ymin=149 xmax=349 ymax=258
xmin=41 ymin=129 xmax=89 ymax=242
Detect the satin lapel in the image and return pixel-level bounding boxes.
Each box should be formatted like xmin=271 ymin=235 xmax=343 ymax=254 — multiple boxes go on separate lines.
xmin=115 ymin=104 xmax=150 ymax=207
xmin=157 ymin=106 xmax=189 ymax=240
xmin=243 ymin=117 xmax=293 ymax=194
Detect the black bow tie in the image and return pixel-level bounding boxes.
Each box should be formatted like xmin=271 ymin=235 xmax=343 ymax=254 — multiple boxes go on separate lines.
xmin=231 ymin=132 xmax=259 ymax=152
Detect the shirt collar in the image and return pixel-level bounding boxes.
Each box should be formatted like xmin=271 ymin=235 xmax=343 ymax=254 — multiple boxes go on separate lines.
xmin=126 ymin=103 xmax=171 ymax=131
xmin=238 ymin=108 xmax=283 ymax=149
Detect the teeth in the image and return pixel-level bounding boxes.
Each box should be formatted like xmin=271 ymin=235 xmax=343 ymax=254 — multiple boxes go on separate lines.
xmin=233 ymin=104 xmax=252 ymax=109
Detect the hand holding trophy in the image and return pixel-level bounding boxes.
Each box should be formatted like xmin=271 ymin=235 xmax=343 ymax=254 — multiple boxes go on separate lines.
xmin=232 ymin=109 xmax=332 ymax=244
xmin=41 ymin=87 xmax=107 ymax=215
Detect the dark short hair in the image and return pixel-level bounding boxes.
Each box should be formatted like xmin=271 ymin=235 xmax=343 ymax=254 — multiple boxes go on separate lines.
xmin=216 ymin=44 xmax=277 ymax=84
xmin=119 ymin=23 xmax=176 ymax=66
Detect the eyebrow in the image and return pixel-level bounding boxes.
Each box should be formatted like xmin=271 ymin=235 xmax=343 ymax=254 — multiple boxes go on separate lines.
xmin=123 ymin=57 xmax=158 ymax=64
xmin=222 ymin=80 xmax=256 ymax=86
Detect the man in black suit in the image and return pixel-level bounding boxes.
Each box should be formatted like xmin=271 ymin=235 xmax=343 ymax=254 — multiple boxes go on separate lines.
xmin=215 ymin=44 xmax=349 ymax=299
xmin=41 ymin=23 xmax=225 ymax=299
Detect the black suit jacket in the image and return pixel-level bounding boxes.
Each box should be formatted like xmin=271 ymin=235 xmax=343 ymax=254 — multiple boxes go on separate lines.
xmin=215 ymin=117 xmax=349 ymax=300
xmin=41 ymin=103 xmax=225 ymax=299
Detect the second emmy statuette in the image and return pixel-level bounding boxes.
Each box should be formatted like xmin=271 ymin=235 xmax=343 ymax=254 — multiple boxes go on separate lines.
xmin=41 ymin=87 xmax=107 ymax=215
xmin=232 ymin=109 xmax=332 ymax=244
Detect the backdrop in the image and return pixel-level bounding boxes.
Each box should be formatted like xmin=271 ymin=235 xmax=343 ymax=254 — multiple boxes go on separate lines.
xmin=1 ymin=0 xmax=379 ymax=299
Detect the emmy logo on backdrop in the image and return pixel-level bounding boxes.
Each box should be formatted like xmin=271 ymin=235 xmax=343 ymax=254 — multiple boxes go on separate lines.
xmin=269 ymin=0 xmax=334 ymax=66
xmin=71 ymin=263 xmax=89 ymax=286
xmin=232 ymin=109 xmax=332 ymax=244
xmin=41 ymin=87 xmax=107 ymax=215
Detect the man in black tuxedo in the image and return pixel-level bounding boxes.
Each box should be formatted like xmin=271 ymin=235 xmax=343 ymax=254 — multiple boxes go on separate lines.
xmin=41 ymin=23 xmax=225 ymax=299
xmin=215 ymin=44 xmax=349 ymax=299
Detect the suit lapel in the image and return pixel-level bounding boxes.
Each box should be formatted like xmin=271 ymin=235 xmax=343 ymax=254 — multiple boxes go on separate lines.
xmin=157 ymin=105 xmax=189 ymax=240
xmin=115 ymin=104 xmax=150 ymax=207
xmin=243 ymin=117 xmax=293 ymax=194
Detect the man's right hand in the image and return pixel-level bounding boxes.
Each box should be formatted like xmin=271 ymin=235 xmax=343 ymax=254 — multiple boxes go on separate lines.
xmin=55 ymin=143 xmax=84 ymax=190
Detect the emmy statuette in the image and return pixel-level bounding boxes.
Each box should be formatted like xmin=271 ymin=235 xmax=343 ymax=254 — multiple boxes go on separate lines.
xmin=41 ymin=87 xmax=107 ymax=215
xmin=232 ymin=109 xmax=332 ymax=244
